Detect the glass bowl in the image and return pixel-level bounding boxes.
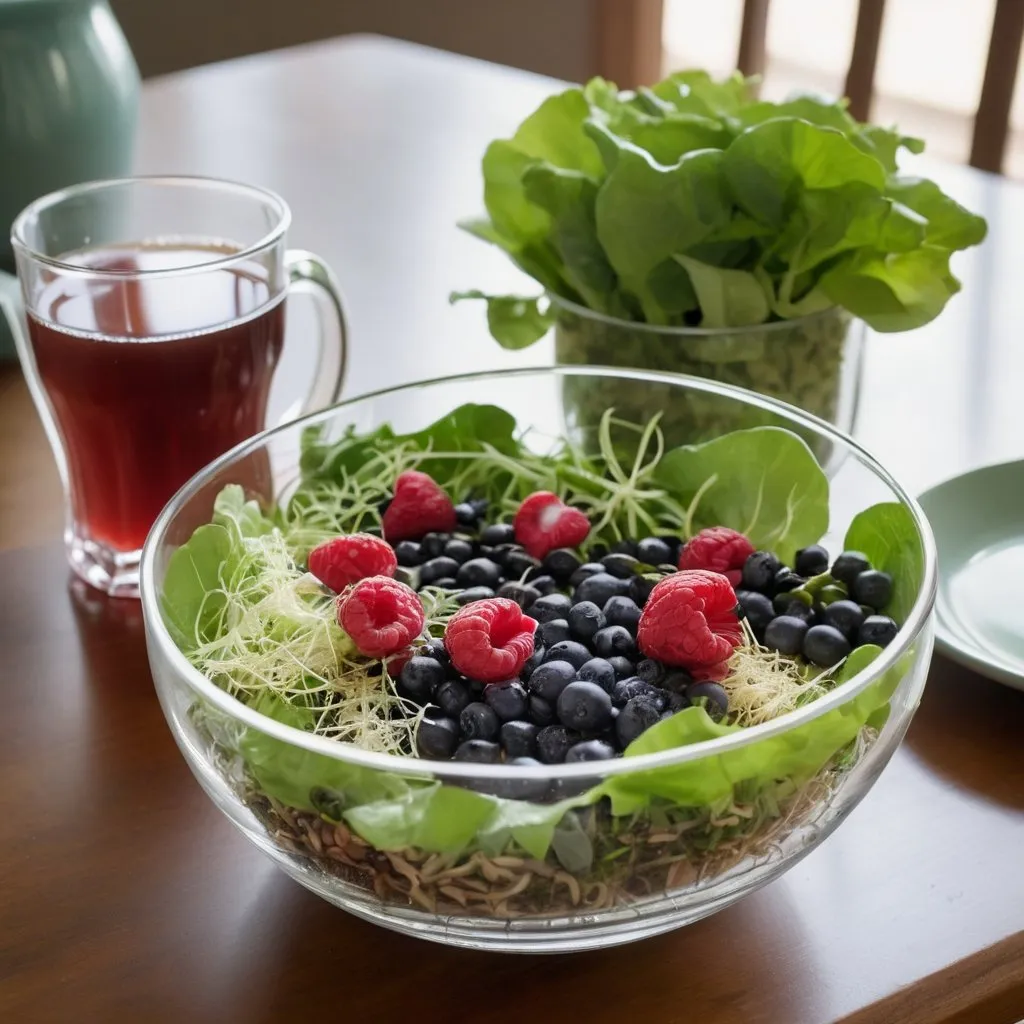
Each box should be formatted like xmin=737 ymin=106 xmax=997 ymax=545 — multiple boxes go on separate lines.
xmin=140 ymin=367 xmax=936 ymax=953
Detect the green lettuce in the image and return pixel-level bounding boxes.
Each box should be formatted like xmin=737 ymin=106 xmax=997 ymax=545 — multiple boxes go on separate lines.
xmin=456 ymin=72 xmax=986 ymax=341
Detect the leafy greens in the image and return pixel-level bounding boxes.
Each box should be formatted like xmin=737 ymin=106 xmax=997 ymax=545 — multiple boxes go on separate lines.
xmin=453 ymin=72 xmax=986 ymax=343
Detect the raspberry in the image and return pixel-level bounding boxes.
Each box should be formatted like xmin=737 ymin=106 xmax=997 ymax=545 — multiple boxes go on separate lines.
xmin=513 ymin=491 xmax=590 ymax=559
xmin=443 ymin=598 xmax=537 ymax=683
xmin=308 ymin=533 xmax=397 ymax=592
xmin=338 ymin=576 xmax=425 ymax=658
xmin=678 ymin=527 xmax=754 ymax=588
xmin=382 ymin=470 xmax=457 ymax=542
xmin=637 ymin=570 xmax=742 ymax=673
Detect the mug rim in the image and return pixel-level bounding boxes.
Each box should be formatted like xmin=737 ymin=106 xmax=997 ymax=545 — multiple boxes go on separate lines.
xmin=9 ymin=175 xmax=292 ymax=279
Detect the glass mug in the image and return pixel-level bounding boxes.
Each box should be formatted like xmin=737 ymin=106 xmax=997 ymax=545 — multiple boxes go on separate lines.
xmin=4 ymin=176 xmax=347 ymax=597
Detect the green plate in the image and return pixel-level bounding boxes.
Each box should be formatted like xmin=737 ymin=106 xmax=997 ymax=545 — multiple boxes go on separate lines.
xmin=919 ymin=460 xmax=1024 ymax=691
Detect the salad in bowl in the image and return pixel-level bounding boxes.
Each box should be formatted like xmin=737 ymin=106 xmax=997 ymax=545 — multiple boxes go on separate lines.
xmin=141 ymin=367 xmax=936 ymax=951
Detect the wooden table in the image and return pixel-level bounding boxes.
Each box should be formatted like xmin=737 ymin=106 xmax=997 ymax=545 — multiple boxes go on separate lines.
xmin=2 ymin=35 xmax=1023 ymax=1024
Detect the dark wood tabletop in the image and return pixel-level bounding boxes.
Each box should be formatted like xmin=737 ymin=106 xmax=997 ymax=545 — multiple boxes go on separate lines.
xmin=2 ymin=35 xmax=1023 ymax=1024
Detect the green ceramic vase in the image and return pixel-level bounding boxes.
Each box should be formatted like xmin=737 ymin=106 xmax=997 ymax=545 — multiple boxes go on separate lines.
xmin=0 ymin=0 xmax=140 ymax=360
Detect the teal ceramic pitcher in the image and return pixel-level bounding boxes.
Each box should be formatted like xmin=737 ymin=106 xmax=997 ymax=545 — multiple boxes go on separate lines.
xmin=0 ymin=0 xmax=140 ymax=360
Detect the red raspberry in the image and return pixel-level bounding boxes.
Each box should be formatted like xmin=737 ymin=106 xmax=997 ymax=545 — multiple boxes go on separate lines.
xmin=382 ymin=470 xmax=457 ymax=542
xmin=678 ymin=527 xmax=754 ymax=588
xmin=637 ymin=570 xmax=742 ymax=673
xmin=443 ymin=598 xmax=537 ymax=683
xmin=308 ymin=533 xmax=397 ymax=592
xmin=513 ymin=491 xmax=590 ymax=559
xmin=337 ymin=576 xmax=425 ymax=658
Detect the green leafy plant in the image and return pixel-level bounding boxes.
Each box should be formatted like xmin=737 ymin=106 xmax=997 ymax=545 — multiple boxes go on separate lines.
xmin=453 ymin=72 xmax=986 ymax=342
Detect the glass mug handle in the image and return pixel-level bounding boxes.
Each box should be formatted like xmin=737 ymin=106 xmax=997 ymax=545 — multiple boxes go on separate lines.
xmin=283 ymin=250 xmax=348 ymax=421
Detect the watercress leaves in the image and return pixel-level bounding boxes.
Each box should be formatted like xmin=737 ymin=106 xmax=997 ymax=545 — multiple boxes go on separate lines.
xmin=656 ymin=426 xmax=829 ymax=563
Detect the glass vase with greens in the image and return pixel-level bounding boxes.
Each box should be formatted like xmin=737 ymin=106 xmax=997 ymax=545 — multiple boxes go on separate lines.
xmin=452 ymin=71 xmax=987 ymax=445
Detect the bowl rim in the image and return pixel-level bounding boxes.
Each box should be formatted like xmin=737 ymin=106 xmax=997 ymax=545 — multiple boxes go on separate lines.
xmin=140 ymin=365 xmax=937 ymax=782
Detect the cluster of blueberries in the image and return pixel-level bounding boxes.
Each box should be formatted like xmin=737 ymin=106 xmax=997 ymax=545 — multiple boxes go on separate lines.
xmin=737 ymin=545 xmax=898 ymax=668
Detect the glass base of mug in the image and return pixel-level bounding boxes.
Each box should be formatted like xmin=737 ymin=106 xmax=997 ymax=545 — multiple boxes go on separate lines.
xmin=67 ymin=531 xmax=141 ymax=599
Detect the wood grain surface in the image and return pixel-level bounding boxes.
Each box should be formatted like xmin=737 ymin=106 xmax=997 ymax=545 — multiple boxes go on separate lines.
xmin=1 ymin=35 xmax=1022 ymax=1024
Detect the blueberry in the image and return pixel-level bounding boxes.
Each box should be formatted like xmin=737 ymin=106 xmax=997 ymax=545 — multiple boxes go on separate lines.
xmin=484 ymin=679 xmax=528 ymax=721
xmin=565 ymin=739 xmax=616 ymax=763
xmin=610 ymin=539 xmax=638 ymax=557
xmin=737 ymin=589 xmax=774 ymax=635
xmin=795 ymin=544 xmax=829 ymax=577
xmin=858 ymin=615 xmax=899 ymax=647
xmin=496 ymin=581 xmax=541 ymax=609
xmin=536 ymin=725 xmax=578 ymax=764
xmin=589 ymin=542 xmax=609 ymax=560
xmin=636 ymin=537 xmax=672 ymax=566
xmin=481 ymin=523 xmax=515 ymax=546
xmin=557 ymin=681 xmax=614 ymax=732
xmin=777 ymin=599 xmax=816 ymax=624
xmin=393 ymin=540 xmax=424 ymax=567
xmin=665 ymin=690 xmax=690 ymax=713
xmin=416 ymin=716 xmax=460 ymax=759
xmin=544 ymin=641 xmax=593 ymax=670
xmin=603 ymin=596 xmax=642 ymax=634
xmin=569 ymin=563 xmax=605 ymax=588
xmin=421 ymin=532 xmax=450 ymax=559
xmin=742 ymin=551 xmax=781 ymax=592
xmin=536 ymin=618 xmax=571 ymax=648
xmin=488 ymin=542 xmax=518 ymax=568
xmin=612 ymin=678 xmax=666 ymax=710
xmin=529 ymin=574 xmax=559 ymax=596
xmin=454 ymin=502 xmax=479 ymax=528
xmin=601 ymin=552 xmax=640 ymax=579
xmin=575 ymin=572 xmax=631 ymax=607
xmin=489 ymin=756 xmax=549 ymax=800
xmin=773 ymin=569 xmax=804 ymax=594
xmin=803 ymin=624 xmax=852 ymax=667
xmin=543 ymin=548 xmax=582 ymax=581
xmin=419 ymin=556 xmax=461 ymax=585
xmin=568 ymin=601 xmax=606 ymax=643
xmin=456 ymin=557 xmax=503 ymax=589
xmin=821 ymin=599 xmax=865 ymax=639
xmin=397 ymin=656 xmax=446 ymax=705
xmin=628 ymin=574 xmax=659 ymax=607
xmin=764 ymin=615 xmax=809 ymax=656
xmin=432 ymin=577 xmax=458 ymax=589
xmin=506 ymin=550 xmax=542 ymax=579
xmin=685 ymin=681 xmax=729 ymax=722
xmin=593 ymin=625 xmax=637 ymax=660
xmin=416 ymin=638 xmax=449 ymax=664
xmin=454 ymin=739 xmax=501 ymax=763
xmin=499 ymin=720 xmax=539 ymax=758
xmin=519 ymin=645 xmax=546 ymax=682
xmin=635 ymin=658 xmax=665 ymax=685
xmin=435 ymin=678 xmax=472 ymax=718
xmin=661 ymin=668 xmax=693 ymax=692
xmin=442 ymin=538 xmax=474 ymax=563
xmin=529 ymin=593 xmax=573 ymax=623
xmin=607 ymin=655 xmax=635 ymax=680
xmin=455 ymin=586 xmax=496 ymax=606
xmin=459 ymin=702 xmax=500 ymax=741
xmin=577 ymin=657 xmax=617 ymax=694
xmin=852 ymin=570 xmax=893 ymax=610
xmin=527 ymin=660 xmax=577 ymax=701
xmin=831 ymin=550 xmax=872 ymax=586
xmin=527 ymin=694 xmax=556 ymax=726
xmin=616 ymin=695 xmax=661 ymax=747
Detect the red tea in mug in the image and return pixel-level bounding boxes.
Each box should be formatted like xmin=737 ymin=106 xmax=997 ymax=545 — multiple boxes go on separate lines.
xmin=28 ymin=243 xmax=285 ymax=552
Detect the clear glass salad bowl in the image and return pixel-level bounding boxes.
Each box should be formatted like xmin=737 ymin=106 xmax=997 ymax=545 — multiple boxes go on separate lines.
xmin=140 ymin=367 xmax=936 ymax=953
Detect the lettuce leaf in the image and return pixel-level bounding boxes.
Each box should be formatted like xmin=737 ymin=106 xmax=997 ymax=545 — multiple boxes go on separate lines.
xmin=655 ymin=426 xmax=830 ymax=563
xmin=844 ymin=501 xmax=924 ymax=621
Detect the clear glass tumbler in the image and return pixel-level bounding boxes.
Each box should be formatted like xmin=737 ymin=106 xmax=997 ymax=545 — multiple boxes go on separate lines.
xmin=3 ymin=176 xmax=348 ymax=598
